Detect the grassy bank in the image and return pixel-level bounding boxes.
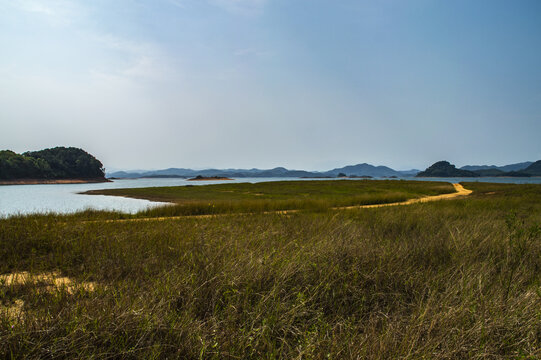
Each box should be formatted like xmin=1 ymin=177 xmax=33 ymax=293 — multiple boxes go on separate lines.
xmin=1 ymin=182 xmax=541 ymax=358
xmin=83 ymin=179 xmax=455 ymax=218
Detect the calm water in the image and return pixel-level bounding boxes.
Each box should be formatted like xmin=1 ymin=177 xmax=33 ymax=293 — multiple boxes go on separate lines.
xmin=0 ymin=177 xmax=313 ymax=217
xmin=1 ymin=177 xmax=540 ymax=218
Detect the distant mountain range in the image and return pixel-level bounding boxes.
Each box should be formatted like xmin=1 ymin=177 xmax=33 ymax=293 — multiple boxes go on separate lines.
xmin=108 ymin=163 xmax=421 ymax=179
xmin=108 ymin=160 xmax=540 ymax=179
xmin=460 ymin=162 xmax=533 ymax=172
xmin=417 ymin=160 xmax=540 ymax=178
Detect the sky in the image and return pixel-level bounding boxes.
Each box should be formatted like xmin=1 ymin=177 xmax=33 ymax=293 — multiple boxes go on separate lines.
xmin=1 ymin=0 xmax=540 ymax=171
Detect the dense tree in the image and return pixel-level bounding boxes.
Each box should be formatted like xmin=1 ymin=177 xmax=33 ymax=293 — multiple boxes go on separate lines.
xmin=0 ymin=147 xmax=105 ymax=180
xmin=416 ymin=161 xmax=479 ymax=177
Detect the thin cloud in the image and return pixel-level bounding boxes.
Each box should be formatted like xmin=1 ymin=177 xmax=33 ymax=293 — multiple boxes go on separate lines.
xmin=6 ymin=0 xmax=84 ymax=26
xmin=165 ymin=0 xmax=267 ymax=14
xmin=17 ymin=1 xmax=55 ymax=16
xmin=91 ymin=34 xmax=150 ymax=55
xmin=209 ymin=0 xmax=268 ymax=15
xmin=166 ymin=0 xmax=186 ymax=9
xmin=234 ymin=48 xmax=271 ymax=57
xmin=89 ymin=34 xmax=179 ymax=82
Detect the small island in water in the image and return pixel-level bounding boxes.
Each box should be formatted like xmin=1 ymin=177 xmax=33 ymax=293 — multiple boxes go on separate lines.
xmin=188 ymin=175 xmax=233 ymax=181
xmin=0 ymin=146 xmax=108 ymax=185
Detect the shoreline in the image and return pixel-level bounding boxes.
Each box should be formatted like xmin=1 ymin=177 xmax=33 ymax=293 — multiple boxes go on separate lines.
xmin=0 ymin=178 xmax=111 ymax=186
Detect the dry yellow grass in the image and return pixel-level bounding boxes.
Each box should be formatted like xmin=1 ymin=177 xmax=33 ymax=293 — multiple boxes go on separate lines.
xmin=0 ymin=271 xmax=96 ymax=293
xmin=1 ymin=271 xmax=97 ymax=321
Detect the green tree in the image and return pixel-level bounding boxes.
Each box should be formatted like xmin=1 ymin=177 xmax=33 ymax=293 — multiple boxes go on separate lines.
xmin=0 ymin=147 xmax=105 ymax=180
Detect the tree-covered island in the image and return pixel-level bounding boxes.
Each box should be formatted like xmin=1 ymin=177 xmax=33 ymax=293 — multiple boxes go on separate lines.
xmin=0 ymin=147 xmax=108 ymax=184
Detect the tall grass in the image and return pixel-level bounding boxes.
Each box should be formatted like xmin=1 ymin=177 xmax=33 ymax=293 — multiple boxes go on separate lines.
xmin=1 ymin=182 xmax=540 ymax=358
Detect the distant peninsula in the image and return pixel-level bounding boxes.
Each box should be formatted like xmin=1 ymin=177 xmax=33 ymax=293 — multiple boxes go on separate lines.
xmin=0 ymin=147 xmax=108 ymax=185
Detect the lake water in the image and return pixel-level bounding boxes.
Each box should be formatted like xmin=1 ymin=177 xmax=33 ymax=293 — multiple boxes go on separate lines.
xmin=0 ymin=177 xmax=316 ymax=217
xmin=1 ymin=176 xmax=540 ymax=218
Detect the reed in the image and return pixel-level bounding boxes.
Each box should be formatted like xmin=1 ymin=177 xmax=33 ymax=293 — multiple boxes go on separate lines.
xmin=1 ymin=181 xmax=540 ymax=359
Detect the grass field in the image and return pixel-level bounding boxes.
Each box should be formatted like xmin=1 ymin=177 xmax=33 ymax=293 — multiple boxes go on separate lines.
xmin=1 ymin=181 xmax=541 ymax=359
xmin=83 ymin=179 xmax=456 ymax=218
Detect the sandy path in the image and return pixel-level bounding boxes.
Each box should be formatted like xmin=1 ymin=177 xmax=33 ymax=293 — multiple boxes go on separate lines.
xmin=92 ymin=183 xmax=471 ymax=224
xmin=337 ymin=183 xmax=472 ymax=210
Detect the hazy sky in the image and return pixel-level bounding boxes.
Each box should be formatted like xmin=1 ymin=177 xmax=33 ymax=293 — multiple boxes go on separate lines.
xmin=1 ymin=0 xmax=540 ymax=171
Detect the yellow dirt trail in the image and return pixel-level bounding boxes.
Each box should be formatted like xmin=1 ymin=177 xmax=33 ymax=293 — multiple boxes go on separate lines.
xmin=94 ymin=183 xmax=472 ymax=223
xmin=337 ymin=183 xmax=472 ymax=210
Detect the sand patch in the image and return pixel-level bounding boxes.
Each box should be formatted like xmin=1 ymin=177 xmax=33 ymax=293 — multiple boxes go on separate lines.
xmin=243 ymin=192 xmax=264 ymax=196
xmin=1 ymin=271 xmax=97 ymax=320
xmin=0 ymin=271 xmax=96 ymax=293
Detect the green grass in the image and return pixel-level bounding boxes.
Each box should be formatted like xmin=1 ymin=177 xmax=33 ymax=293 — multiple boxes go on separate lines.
xmin=1 ymin=181 xmax=541 ymax=359
xmin=83 ymin=179 xmax=456 ymax=218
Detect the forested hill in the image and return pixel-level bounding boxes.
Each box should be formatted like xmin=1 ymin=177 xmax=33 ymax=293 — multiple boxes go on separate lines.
xmin=0 ymin=147 xmax=105 ymax=181
xmin=417 ymin=160 xmax=541 ymax=177
xmin=416 ymin=161 xmax=479 ymax=177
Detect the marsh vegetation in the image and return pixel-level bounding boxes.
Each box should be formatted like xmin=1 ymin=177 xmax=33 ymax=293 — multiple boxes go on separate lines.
xmin=1 ymin=181 xmax=541 ymax=358
xmin=84 ymin=180 xmax=456 ymax=218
